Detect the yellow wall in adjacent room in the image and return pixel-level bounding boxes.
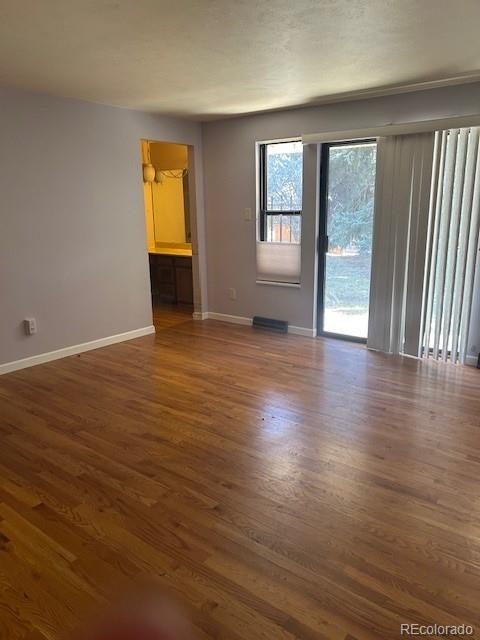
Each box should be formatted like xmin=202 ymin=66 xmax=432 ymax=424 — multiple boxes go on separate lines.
xmin=141 ymin=140 xmax=189 ymax=247
xmin=152 ymin=177 xmax=186 ymax=244
xmin=150 ymin=142 xmax=188 ymax=171
xmin=141 ymin=140 xmax=155 ymax=250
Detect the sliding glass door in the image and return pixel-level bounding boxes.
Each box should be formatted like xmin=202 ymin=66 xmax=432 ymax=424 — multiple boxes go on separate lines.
xmin=318 ymin=141 xmax=377 ymax=340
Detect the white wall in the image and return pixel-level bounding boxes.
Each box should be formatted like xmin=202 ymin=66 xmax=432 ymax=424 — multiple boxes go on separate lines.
xmin=0 ymin=87 xmax=207 ymax=366
xmin=202 ymin=82 xmax=480 ymax=356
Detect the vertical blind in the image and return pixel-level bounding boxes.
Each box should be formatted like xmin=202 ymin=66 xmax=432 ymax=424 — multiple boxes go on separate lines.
xmin=368 ymin=126 xmax=480 ymax=364
xmin=367 ymin=133 xmax=435 ymax=355
xmin=421 ymin=127 xmax=480 ymax=363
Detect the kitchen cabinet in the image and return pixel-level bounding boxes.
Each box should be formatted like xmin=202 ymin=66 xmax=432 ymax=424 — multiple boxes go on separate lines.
xmin=149 ymin=253 xmax=193 ymax=305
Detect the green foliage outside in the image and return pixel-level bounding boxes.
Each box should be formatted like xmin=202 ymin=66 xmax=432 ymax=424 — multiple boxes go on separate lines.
xmin=266 ymin=150 xmax=302 ymax=211
xmin=325 ymin=254 xmax=372 ymax=311
xmin=265 ymin=143 xmax=377 ymax=312
xmin=328 ymin=144 xmax=376 ymax=254
xmin=266 ymin=144 xmax=376 ymax=253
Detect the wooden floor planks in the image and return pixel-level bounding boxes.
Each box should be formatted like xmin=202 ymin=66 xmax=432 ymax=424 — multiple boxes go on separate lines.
xmin=0 ymin=305 xmax=479 ymax=639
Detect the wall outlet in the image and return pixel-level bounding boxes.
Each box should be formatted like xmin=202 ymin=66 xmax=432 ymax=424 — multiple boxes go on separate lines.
xmin=244 ymin=207 xmax=253 ymax=221
xmin=24 ymin=317 xmax=37 ymax=335
xmin=228 ymin=287 xmax=237 ymax=300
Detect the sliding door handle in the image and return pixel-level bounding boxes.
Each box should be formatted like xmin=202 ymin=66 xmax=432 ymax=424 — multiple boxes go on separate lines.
xmin=318 ymin=235 xmax=329 ymax=254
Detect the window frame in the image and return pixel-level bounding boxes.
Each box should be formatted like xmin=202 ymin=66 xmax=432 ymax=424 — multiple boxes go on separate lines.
xmin=258 ymin=140 xmax=302 ymax=242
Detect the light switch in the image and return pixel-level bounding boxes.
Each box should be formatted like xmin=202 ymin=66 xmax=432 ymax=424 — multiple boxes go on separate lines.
xmin=244 ymin=207 xmax=253 ymax=221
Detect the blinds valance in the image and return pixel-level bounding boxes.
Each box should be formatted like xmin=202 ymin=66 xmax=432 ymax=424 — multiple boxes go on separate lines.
xmin=302 ymin=115 xmax=480 ymax=145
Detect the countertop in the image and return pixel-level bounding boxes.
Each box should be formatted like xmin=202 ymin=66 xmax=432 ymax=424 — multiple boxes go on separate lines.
xmin=149 ymin=246 xmax=192 ymax=257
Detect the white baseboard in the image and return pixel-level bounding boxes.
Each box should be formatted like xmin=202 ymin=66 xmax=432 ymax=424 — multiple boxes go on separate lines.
xmin=199 ymin=312 xmax=316 ymax=337
xmin=207 ymin=312 xmax=252 ymax=326
xmin=289 ymin=325 xmax=317 ymax=337
xmin=192 ymin=311 xmax=208 ymax=320
xmin=0 ymin=325 xmax=155 ymax=375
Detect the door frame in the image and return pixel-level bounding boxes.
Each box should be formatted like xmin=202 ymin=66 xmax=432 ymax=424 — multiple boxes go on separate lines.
xmin=316 ymin=139 xmax=376 ymax=343
xmin=141 ymin=139 xmax=204 ymax=315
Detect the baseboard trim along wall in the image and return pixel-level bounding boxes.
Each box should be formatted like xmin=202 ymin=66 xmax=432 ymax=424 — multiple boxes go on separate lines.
xmin=194 ymin=314 xmax=480 ymax=354
xmin=197 ymin=312 xmax=317 ymax=337
xmin=465 ymin=355 xmax=479 ymax=367
xmin=192 ymin=311 xmax=209 ymax=320
xmin=0 ymin=325 xmax=156 ymax=375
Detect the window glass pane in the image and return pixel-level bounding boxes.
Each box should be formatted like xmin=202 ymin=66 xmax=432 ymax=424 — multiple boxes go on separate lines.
xmin=288 ymin=214 xmax=301 ymax=243
xmin=265 ymin=214 xmax=301 ymax=243
xmin=323 ymin=142 xmax=377 ymax=338
xmin=266 ymin=141 xmax=302 ymax=211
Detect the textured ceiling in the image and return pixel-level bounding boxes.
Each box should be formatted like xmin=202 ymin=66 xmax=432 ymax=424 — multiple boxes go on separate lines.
xmin=1 ymin=0 xmax=480 ymax=120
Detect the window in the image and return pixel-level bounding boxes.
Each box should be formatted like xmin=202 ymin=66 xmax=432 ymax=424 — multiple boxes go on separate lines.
xmin=259 ymin=140 xmax=303 ymax=243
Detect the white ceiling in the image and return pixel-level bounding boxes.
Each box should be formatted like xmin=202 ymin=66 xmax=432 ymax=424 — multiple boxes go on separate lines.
xmin=1 ymin=0 xmax=480 ymax=120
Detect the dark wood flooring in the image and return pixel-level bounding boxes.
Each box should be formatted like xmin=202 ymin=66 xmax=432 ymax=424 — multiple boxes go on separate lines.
xmin=0 ymin=308 xmax=479 ymax=639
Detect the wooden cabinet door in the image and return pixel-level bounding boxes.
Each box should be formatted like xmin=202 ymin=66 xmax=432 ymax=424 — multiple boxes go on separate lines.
xmin=175 ymin=266 xmax=193 ymax=304
xmin=149 ymin=255 xmax=176 ymax=303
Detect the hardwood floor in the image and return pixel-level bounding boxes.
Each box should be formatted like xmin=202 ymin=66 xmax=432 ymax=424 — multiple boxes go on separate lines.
xmin=152 ymin=302 xmax=194 ymax=331
xmin=0 ymin=312 xmax=479 ymax=639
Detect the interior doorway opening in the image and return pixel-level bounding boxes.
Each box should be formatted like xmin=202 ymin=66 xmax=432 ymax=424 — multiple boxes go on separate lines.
xmin=317 ymin=140 xmax=377 ymax=341
xmin=141 ymin=140 xmax=195 ymax=329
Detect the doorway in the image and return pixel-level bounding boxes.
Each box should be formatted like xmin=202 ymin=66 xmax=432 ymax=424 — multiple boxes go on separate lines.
xmin=317 ymin=140 xmax=377 ymax=340
xmin=141 ymin=140 xmax=195 ymax=329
